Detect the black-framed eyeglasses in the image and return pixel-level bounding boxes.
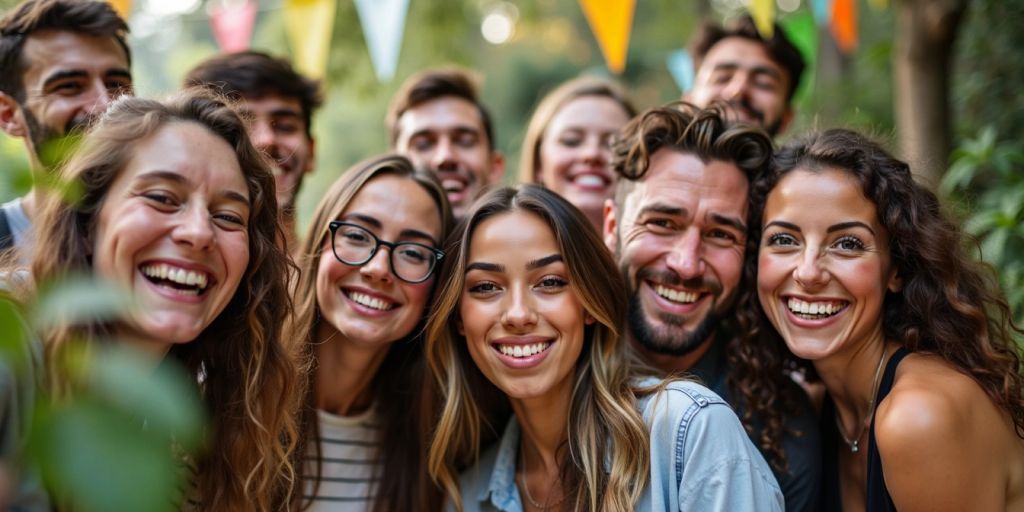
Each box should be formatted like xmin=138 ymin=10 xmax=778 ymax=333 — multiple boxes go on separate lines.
xmin=328 ymin=221 xmax=444 ymax=284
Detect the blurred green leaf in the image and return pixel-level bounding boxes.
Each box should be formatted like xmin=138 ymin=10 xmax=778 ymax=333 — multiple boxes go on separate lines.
xmin=31 ymin=275 xmax=134 ymax=330
xmin=0 ymin=297 xmax=29 ymax=371
xmin=980 ymin=227 xmax=1009 ymax=266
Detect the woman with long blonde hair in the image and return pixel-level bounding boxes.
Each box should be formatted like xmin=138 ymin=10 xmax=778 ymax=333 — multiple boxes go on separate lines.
xmin=289 ymin=155 xmax=452 ymax=511
xmin=426 ymin=184 xmax=782 ymax=511
xmin=31 ymin=90 xmax=300 ymax=511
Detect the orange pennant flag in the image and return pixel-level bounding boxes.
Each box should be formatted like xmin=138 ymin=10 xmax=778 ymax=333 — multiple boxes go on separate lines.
xmin=831 ymin=0 xmax=858 ymax=53
xmin=107 ymin=0 xmax=132 ymax=19
xmin=578 ymin=0 xmax=636 ymax=74
xmin=283 ymin=0 xmax=337 ymax=80
xmin=750 ymin=0 xmax=775 ymax=39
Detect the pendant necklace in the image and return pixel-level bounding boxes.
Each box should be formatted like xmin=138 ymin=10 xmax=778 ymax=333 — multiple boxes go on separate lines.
xmin=834 ymin=347 xmax=889 ymax=453
xmin=518 ymin=447 xmax=565 ymax=510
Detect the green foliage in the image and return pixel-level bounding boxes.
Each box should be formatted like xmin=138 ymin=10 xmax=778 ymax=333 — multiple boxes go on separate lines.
xmin=941 ymin=127 xmax=1024 ymax=326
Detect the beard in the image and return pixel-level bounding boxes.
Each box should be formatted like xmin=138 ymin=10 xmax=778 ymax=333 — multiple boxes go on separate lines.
xmin=624 ymin=266 xmax=725 ymax=357
xmin=21 ymin=107 xmax=93 ymax=168
xmin=725 ymin=98 xmax=783 ymax=137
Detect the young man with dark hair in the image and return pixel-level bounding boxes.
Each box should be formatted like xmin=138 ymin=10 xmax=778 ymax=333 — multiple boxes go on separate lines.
xmin=686 ymin=15 xmax=805 ymax=137
xmin=386 ymin=66 xmax=504 ymax=219
xmin=184 ymin=51 xmax=323 ymax=248
xmin=0 ymin=0 xmax=133 ymax=253
xmin=604 ymin=103 xmax=821 ymax=511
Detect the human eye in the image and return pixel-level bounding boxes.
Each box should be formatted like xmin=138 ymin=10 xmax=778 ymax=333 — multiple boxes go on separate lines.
xmin=271 ymin=118 xmax=301 ymax=135
xmin=142 ymin=191 xmax=178 ymax=208
xmin=105 ymin=78 xmax=132 ymax=96
xmin=752 ymin=73 xmax=780 ymax=92
xmin=339 ymin=226 xmax=373 ymax=245
xmin=52 ymin=80 xmax=84 ymax=96
xmin=706 ymin=228 xmax=740 ymax=247
xmin=213 ymin=211 xmax=247 ymax=229
xmin=832 ymin=235 xmax=866 ymax=252
xmin=711 ymin=70 xmax=733 ymax=86
xmin=396 ymin=244 xmax=431 ymax=264
xmin=764 ymin=232 xmax=798 ymax=248
xmin=467 ymin=280 xmax=500 ymax=295
xmin=411 ymin=135 xmax=434 ymax=152
xmin=643 ymin=217 xmax=677 ymax=234
xmin=536 ymin=275 xmax=569 ymax=291
xmin=557 ymin=132 xmax=584 ymax=148
xmin=454 ymin=131 xmax=479 ymax=148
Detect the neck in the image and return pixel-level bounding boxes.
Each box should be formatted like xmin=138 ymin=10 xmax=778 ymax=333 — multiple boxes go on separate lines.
xmin=20 ymin=189 xmax=39 ymax=223
xmin=632 ymin=334 xmax=714 ymax=374
xmin=510 ymin=377 xmax=573 ymax=479
xmin=112 ymin=326 xmax=172 ymax=365
xmin=815 ymin=328 xmax=893 ymax=434
xmin=314 ymin=323 xmax=391 ymax=416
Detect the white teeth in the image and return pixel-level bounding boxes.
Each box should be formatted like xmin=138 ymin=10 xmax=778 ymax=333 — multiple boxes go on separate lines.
xmin=574 ymin=174 xmax=606 ymax=187
xmin=140 ymin=263 xmax=210 ymax=290
xmin=786 ymin=298 xmax=846 ymax=317
xmin=655 ymin=285 xmax=698 ymax=304
xmin=441 ymin=179 xmax=465 ymax=193
xmin=347 ymin=291 xmax=395 ymax=311
xmin=497 ymin=342 xmax=551 ymax=358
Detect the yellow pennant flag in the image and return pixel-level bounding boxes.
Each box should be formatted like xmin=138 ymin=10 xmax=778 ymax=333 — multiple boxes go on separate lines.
xmin=831 ymin=0 xmax=858 ymax=53
xmin=578 ymin=0 xmax=636 ymax=74
xmin=107 ymin=0 xmax=132 ymax=19
xmin=749 ymin=0 xmax=775 ymax=39
xmin=283 ymin=0 xmax=337 ymax=80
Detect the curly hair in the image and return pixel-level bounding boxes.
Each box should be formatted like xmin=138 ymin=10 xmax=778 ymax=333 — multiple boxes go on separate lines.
xmin=742 ymin=128 xmax=1024 ymax=438
xmin=31 ymin=89 xmax=300 ymax=512
xmin=288 ymin=154 xmax=453 ymax=511
xmin=426 ymin=184 xmax=658 ymax=511
xmin=610 ymin=101 xmax=802 ymax=471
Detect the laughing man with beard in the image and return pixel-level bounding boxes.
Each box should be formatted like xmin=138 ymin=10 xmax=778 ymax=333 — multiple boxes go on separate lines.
xmin=685 ymin=15 xmax=805 ymax=138
xmin=184 ymin=51 xmax=323 ymax=251
xmin=0 ymin=0 xmax=133 ymax=256
xmin=603 ymin=102 xmax=820 ymax=512
xmin=387 ymin=67 xmax=505 ymax=221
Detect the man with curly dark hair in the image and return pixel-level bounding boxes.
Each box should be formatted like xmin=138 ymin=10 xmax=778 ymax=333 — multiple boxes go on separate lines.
xmin=603 ymin=102 xmax=820 ymax=512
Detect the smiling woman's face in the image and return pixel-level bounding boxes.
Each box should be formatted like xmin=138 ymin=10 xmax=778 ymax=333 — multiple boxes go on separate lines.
xmin=459 ymin=209 xmax=592 ymax=401
xmin=315 ymin=174 xmax=443 ymax=348
xmin=92 ymin=121 xmax=251 ymax=351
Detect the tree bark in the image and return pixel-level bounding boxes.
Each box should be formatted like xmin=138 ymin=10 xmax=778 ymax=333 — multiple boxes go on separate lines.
xmin=893 ymin=0 xmax=967 ymax=188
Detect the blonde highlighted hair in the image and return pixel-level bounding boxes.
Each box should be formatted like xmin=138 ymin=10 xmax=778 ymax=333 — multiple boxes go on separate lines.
xmin=425 ymin=184 xmax=656 ymax=511
xmin=31 ymin=89 xmax=301 ymax=511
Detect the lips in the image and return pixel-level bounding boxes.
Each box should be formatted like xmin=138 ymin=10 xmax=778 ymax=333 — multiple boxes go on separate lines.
xmin=567 ymin=168 xmax=612 ymax=192
xmin=490 ymin=336 xmax=554 ymax=368
xmin=139 ymin=261 xmax=214 ymax=297
xmin=785 ymin=297 xmax=849 ymax=320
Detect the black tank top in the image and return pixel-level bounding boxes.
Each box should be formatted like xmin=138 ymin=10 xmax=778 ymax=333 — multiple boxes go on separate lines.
xmin=819 ymin=347 xmax=910 ymax=511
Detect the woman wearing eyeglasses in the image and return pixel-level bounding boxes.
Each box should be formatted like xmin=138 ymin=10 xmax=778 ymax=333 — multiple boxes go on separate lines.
xmin=288 ymin=155 xmax=453 ymax=511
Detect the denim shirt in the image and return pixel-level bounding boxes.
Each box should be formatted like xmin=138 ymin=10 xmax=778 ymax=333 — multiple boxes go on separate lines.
xmin=454 ymin=379 xmax=784 ymax=511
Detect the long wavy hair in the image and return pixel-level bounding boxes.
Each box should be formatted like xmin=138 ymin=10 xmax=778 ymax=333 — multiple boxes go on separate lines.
xmin=31 ymin=90 xmax=300 ymax=511
xmin=741 ymin=128 xmax=1024 ymax=437
xmin=289 ymin=154 xmax=453 ymax=511
xmin=426 ymin=184 xmax=657 ymax=511
xmin=518 ymin=75 xmax=636 ymax=185
xmin=610 ymin=101 xmax=801 ymax=471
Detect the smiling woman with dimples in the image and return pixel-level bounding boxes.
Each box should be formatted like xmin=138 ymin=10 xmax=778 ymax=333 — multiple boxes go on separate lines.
xmin=287 ymin=154 xmax=453 ymax=511
xmin=518 ymin=76 xmax=636 ymax=232
xmin=742 ymin=129 xmax=1024 ymax=511
xmin=29 ymin=89 xmax=300 ymax=512
xmin=425 ymin=184 xmax=782 ymax=512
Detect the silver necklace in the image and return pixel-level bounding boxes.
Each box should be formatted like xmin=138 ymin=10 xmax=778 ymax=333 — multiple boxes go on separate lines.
xmin=518 ymin=447 xmax=565 ymax=510
xmin=834 ymin=347 xmax=889 ymax=453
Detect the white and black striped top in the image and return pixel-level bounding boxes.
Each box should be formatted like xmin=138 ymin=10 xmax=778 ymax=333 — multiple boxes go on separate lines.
xmin=303 ymin=408 xmax=382 ymax=511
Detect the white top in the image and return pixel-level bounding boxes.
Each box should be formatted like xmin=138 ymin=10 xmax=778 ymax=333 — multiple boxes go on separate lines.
xmin=1 ymin=197 xmax=32 ymax=263
xmin=302 ymin=407 xmax=382 ymax=511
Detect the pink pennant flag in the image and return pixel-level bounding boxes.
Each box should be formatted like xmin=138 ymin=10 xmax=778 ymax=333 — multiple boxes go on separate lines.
xmin=210 ymin=0 xmax=257 ymax=53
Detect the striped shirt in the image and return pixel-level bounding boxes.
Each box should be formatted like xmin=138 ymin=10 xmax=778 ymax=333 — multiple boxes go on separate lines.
xmin=303 ymin=408 xmax=382 ymax=511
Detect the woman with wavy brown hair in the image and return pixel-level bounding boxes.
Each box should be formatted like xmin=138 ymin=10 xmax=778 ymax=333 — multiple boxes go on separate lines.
xmin=288 ymin=154 xmax=453 ymax=511
xmin=745 ymin=128 xmax=1024 ymax=511
xmin=30 ymin=90 xmax=300 ymax=511
xmin=518 ymin=76 xmax=635 ymax=231
xmin=426 ymin=184 xmax=782 ymax=511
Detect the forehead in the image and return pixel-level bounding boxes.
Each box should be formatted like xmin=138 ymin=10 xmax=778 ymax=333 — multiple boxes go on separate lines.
xmin=344 ymin=174 xmax=442 ymax=237
xmin=240 ymin=94 xmax=305 ymax=117
xmin=766 ymin=167 xmax=878 ymax=223
xmin=623 ymin=149 xmax=748 ymax=215
xmin=470 ymin=210 xmax=557 ymax=258
xmin=700 ymin=37 xmax=787 ymax=75
xmin=20 ymin=30 xmax=128 ymax=83
xmin=124 ymin=121 xmax=247 ymax=194
xmin=397 ymin=96 xmax=486 ymax=136
xmin=547 ymin=95 xmax=631 ymax=132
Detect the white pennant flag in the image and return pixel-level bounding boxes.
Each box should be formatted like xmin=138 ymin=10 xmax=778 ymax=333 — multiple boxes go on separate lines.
xmin=354 ymin=0 xmax=410 ymax=82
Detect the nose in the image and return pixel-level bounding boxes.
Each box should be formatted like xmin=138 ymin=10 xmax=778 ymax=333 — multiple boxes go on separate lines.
xmin=249 ymin=119 xmax=275 ymax=150
xmin=359 ymin=246 xmax=394 ymax=283
xmin=172 ymin=205 xmax=215 ymax=251
xmin=431 ymin=137 xmax=457 ymax=171
xmin=84 ymin=80 xmax=114 ymax=116
xmin=580 ymin=135 xmax=605 ymax=165
xmin=721 ymin=72 xmax=752 ymax=102
xmin=501 ymin=286 xmax=537 ymax=330
xmin=793 ymin=248 xmax=829 ymax=289
xmin=665 ymin=228 xmax=705 ymax=280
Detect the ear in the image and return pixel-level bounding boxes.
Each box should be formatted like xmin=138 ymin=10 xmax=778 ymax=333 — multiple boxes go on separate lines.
xmin=456 ymin=316 xmax=465 ymax=336
xmin=602 ymin=198 xmax=618 ymax=254
xmin=487 ymin=150 xmax=506 ymax=185
xmin=303 ymin=136 xmax=317 ymax=174
xmin=0 ymin=92 xmax=27 ymax=138
xmin=777 ymin=107 xmax=795 ymax=136
xmin=584 ymin=312 xmax=596 ymax=325
xmin=887 ymin=271 xmax=903 ymax=294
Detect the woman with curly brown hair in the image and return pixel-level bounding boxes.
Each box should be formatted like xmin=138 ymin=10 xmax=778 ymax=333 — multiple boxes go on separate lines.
xmin=426 ymin=184 xmax=782 ymax=511
xmin=29 ymin=90 xmax=301 ymax=511
xmin=747 ymin=128 xmax=1024 ymax=511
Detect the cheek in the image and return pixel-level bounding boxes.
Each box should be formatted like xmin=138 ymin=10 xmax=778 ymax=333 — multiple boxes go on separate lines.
xmin=840 ymin=259 xmax=889 ymax=304
xmin=399 ymin=281 xmax=432 ymax=323
xmin=707 ymin=248 xmax=744 ymax=285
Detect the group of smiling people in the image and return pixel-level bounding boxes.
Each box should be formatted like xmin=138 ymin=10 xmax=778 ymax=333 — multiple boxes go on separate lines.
xmin=5 ymin=75 xmax=1023 ymax=512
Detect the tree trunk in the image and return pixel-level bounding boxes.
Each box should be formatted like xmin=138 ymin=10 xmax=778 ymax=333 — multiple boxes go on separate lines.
xmin=893 ymin=0 xmax=967 ymax=188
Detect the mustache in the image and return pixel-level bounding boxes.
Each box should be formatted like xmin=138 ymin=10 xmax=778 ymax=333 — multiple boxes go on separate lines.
xmin=726 ymin=98 xmax=765 ymax=124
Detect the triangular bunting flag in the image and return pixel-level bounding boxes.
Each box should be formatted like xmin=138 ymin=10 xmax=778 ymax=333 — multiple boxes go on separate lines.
xmin=830 ymin=0 xmax=858 ymax=53
xmin=749 ymin=0 xmax=775 ymax=39
xmin=780 ymin=11 xmax=817 ymax=101
xmin=210 ymin=0 xmax=257 ymax=53
xmin=107 ymin=0 xmax=132 ymax=19
xmin=283 ymin=0 xmax=337 ymax=79
xmin=578 ymin=0 xmax=636 ymax=74
xmin=353 ymin=0 xmax=410 ymax=82
xmin=810 ymin=0 xmax=832 ymax=26
xmin=666 ymin=49 xmax=694 ymax=94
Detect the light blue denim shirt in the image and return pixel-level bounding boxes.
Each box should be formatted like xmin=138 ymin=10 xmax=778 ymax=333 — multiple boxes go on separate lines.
xmin=453 ymin=379 xmax=784 ymax=511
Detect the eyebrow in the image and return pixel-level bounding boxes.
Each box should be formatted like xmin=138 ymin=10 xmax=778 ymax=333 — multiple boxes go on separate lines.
xmin=410 ymin=125 xmax=481 ymax=139
xmin=343 ymin=213 xmax=438 ymax=245
xmin=466 ymin=261 xmax=504 ymax=273
xmin=764 ymin=220 xmax=876 ymax=236
xmin=710 ymin=213 xmax=746 ymax=232
xmin=42 ymin=68 xmax=131 ymax=89
xmin=637 ymin=203 xmax=687 ymax=218
xmin=136 ymin=170 xmax=250 ymax=206
xmin=527 ymin=254 xmax=563 ymax=270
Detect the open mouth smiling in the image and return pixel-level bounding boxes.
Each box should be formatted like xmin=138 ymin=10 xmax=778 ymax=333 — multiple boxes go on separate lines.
xmin=786 ymin=297 xmax=849 ymax=320
xmin=653 ymin=283 xmax=704 ymax=304
xmin=140 ymin=263 xmax=213 ymax=296
xmin=343 ymin=290 xmax=397 ymax=311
